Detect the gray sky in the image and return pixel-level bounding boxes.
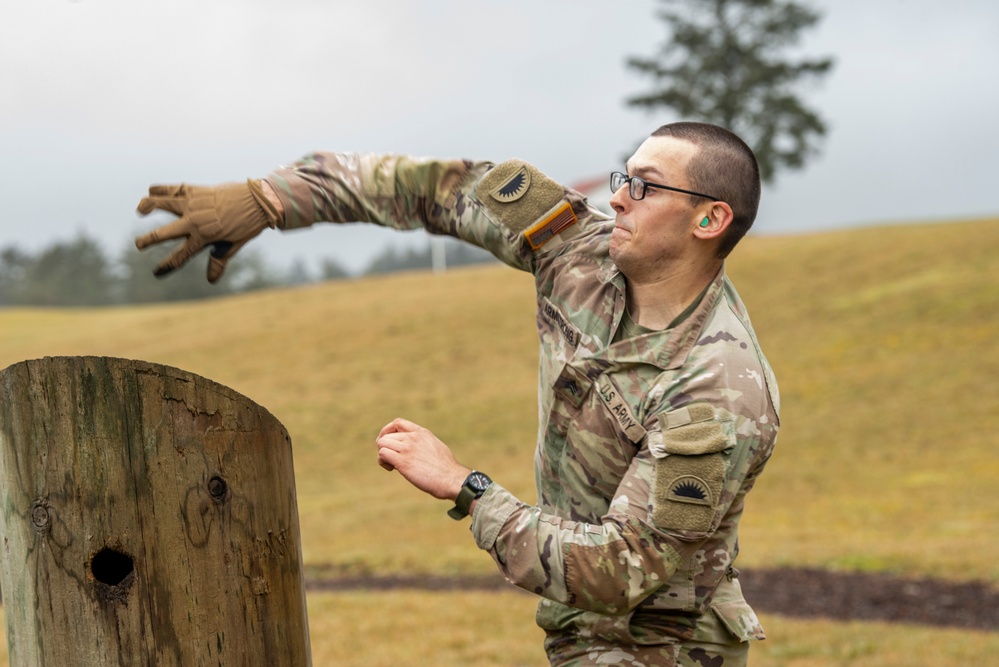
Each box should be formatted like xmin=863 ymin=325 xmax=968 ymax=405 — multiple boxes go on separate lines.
xmin=2 ymin=0 xmax=997 ymax=275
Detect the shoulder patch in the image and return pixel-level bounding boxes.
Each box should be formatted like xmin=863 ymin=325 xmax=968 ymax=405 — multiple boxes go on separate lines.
xmin=525 ymin=201 xmax=578 ymax=250
xmin=489 ymin=165 xmax=531 ymax=202
xmin=475 ymin=159 xmax=567 ymax=237
xmin=653 ymin=451 xmax=725 ymax=534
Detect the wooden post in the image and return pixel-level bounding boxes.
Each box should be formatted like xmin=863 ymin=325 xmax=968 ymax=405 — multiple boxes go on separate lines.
xmin=0 ymin=357 xmax=312 ymax=666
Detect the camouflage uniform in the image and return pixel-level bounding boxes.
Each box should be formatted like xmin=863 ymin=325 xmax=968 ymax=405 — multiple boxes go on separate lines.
xmin=265 ymin=153 xmax=780 ymax=666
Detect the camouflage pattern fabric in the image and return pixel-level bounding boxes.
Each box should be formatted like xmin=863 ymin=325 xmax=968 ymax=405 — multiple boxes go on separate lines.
xmin=264 ymin=153 xmax=780 ymax=662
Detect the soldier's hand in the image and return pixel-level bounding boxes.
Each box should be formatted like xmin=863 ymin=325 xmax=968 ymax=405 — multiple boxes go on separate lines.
xmin=375 ymin=418 xmax=470 ymax=502
xmin=135 ymin=179 xmax=281 ymax=283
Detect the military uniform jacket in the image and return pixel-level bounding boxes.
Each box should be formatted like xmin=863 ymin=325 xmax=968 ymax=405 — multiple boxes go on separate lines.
xmin=265 ymin=153 xmax=781 ymax=646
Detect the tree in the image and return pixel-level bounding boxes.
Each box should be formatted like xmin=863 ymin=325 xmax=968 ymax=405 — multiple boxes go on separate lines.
xmin=0 ymin=246 xmax=31 ymax=305
xmin=118 ymin=240 xmax=237 ymax=303
xmin=118 ymin=239 xmax=279 ymax=304
xmin=626 ymin=0 xmax=834 ymax=183
xmin=5 ymin=234 xmax=117 ymax=306
xmin=318 ymin=257 xmax=351 ymax=282
xmin=362 ymin=238 xmax=495 ymax=277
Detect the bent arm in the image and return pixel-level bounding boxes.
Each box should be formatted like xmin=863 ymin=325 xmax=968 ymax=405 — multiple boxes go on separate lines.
xmin=469 ymin=400 xmax=771 ymax=616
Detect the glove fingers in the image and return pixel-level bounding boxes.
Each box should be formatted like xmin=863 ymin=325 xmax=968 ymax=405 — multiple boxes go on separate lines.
xmin=207 ymin=255 xmax=228 ymax=284
xmin=137 ymin=184 xmax=189 ymax=216
xmin=135 ymin=218 xmax=193 ymax=250
xmin=206 ymin=239 xmax=248 ymax=283
xmin=153 ymin=238 xmax=201 ymax=277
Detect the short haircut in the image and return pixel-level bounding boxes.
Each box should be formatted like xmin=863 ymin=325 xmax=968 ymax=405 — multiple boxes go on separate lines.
xmin=651 ymin=122 xmax=761 ymax=258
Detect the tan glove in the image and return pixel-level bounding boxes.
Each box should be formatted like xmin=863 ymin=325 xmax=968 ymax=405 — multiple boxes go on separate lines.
xmin=135 ymin=179 xmax=281 ymax=283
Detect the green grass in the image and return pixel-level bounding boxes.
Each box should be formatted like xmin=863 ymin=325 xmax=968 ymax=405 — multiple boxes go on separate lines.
xmin=1 ymin=217 xmax=998 ymax=663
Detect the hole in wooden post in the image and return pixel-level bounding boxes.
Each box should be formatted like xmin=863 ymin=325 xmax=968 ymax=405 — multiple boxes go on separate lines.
xmin=208 ymin=475 xmax=228 ymax=503
xmin=91 ymin=547 xmax=134 ymax=586
xmin=30 ymin=501 xmax=50 ymax=530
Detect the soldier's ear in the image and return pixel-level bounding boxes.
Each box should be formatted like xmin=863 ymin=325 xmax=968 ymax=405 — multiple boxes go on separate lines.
xmin=693 ymin=203 xmax=733 ymax=239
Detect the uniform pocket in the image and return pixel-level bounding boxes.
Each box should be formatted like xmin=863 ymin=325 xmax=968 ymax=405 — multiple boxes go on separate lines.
xmin=650 ymin=407 xmax=734 ymax=534
xmin=710 ymin=598 xmax=766 ymax=641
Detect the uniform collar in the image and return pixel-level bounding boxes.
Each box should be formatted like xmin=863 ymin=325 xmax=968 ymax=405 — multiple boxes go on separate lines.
xmin=655 ymin=265 xmax=726 ymax=370
xmin=595 ymin=261 xmax=726 ymax=371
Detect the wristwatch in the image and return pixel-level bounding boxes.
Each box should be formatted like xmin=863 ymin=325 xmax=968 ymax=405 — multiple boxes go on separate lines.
xmin=447 ymin=471 xmax=492 ymax=520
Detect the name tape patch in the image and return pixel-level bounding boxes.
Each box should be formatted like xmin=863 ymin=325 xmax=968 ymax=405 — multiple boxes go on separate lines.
xmin=596 ymin=376 xmax=647 ymax=444
xmin=540 ymin=297 xmax=581 ymax=348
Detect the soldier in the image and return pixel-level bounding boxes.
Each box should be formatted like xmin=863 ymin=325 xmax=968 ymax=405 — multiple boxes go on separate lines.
xmin=136 ymin=121 xmax=780 ymax=666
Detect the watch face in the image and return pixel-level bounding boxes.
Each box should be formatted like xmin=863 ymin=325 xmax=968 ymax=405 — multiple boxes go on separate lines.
xmin=467 ymin=472 xmax=491 ymax=493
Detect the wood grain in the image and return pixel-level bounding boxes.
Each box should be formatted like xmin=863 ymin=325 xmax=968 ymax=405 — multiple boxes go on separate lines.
xmin=0 ymin=357 xmax=311 ymax=666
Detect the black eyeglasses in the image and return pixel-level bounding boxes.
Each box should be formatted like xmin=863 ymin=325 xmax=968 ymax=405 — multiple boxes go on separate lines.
xmin=610 ymin=171 xmax=720 ymax=202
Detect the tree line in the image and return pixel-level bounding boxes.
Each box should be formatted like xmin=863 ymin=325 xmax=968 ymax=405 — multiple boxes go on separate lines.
xmin=0 ymin=233 xmax=494 ymax=307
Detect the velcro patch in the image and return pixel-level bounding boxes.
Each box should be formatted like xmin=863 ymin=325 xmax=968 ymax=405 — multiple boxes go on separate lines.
xmin=475 ymin=159 xmax=565 ymax=234
xmin=652 ymin=406 xmax=731 ymax=457
xmin=653 ymin=453 xmax=725 ymax=534
xmin=525 ymin=201 xmax=578 ymax=250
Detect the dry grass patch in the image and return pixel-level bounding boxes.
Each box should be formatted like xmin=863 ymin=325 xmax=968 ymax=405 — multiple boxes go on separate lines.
xmin=1 ymin=218 xmax=997 ymax=582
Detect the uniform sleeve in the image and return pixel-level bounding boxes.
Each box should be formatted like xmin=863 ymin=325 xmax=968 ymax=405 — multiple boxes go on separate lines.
xmin=264 ymin=152 xmax=546 ymax=273
xmin=470 ymin=458 xmax=685 ymax=616
xmin=469 ymin=379 xmax=775 ymax=616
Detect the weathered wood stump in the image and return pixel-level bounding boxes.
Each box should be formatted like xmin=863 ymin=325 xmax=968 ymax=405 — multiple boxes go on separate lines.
xmin=0 ymin=357 xmax=312 ymax=666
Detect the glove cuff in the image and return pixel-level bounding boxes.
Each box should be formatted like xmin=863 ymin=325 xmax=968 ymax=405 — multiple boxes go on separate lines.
xmin=247 ymin=179 xmax=283 ymax=229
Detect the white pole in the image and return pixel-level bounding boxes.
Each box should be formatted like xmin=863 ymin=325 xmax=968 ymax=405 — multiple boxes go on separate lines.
xmin=431 ymin=236 xmax=447 ymax=274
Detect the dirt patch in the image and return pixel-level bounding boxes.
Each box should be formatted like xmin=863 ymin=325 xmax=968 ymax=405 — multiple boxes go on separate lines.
xmin=739 ymin=567 xmax=999 ymax=632
xmin=305 ymin=566 xmax=999 ymax=632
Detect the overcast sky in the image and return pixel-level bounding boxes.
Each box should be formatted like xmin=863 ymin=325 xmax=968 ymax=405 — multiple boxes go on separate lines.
xmin=2 ymin=0 xmax=997 ymax=275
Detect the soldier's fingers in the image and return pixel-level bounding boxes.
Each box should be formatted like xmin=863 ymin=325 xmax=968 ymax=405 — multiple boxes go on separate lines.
xmin=377 ymin=418 xmax=422 ymax=439
xmin=207 ymin=255 xmax=228 ymax=284
xmin=137 ymin=184 xmax=191 ymax=215
xmin=206 ymin=239 xmax=246 ymax=283
xmin=135 ymin=218 xmax=192 ymax=250
xmin=376 ymin=446 xmax=398 ymax=472
xmin=153 ymin=238 xmax=202 ymax=278
xmin=137 ymin=194 xmax=186 ymax=216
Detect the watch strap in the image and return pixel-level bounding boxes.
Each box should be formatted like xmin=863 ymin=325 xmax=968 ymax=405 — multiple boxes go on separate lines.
xmin=447 ymin=471 xmax=491 ymax=520
xmin=447 ymin=484 xmax=479 ymax=520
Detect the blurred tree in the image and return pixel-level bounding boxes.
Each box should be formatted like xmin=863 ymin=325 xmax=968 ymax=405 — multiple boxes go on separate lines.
xmin=228 ymin=251 xmax=282 ymax=293
xmin=318 ymin=257 xmax=351 ymax=282
xmin=363 ymin=244 xmax=430 ymax=276
xmin=4 ymin=234 xmax=116 ymax=306
xmin=285 ymin=257 xmax=315 ymax=286
xmin=363 ymin=238 xmax=495 ymax=276
xmin=119 ymin=240 xmax=238 ymax=303
xmin=627 ymin=0 xmax=834 ymax=183
xmin=0 ymin=246 xmax=31 ymax=305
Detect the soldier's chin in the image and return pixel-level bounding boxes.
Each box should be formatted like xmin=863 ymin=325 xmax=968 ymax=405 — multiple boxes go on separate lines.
xmin=608 ymin=240 xmax=631 ymax=271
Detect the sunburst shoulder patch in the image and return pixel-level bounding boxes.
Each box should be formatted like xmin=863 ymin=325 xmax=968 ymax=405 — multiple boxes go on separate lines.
xmin=666 ymin=475 xmax=713 ymax=506
xmin=490 ymin=166 xmax=531 ymax=203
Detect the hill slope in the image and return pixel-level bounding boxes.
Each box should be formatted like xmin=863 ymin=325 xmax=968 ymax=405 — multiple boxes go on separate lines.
xmin=2 ymin=217 xmax=997 ymax=582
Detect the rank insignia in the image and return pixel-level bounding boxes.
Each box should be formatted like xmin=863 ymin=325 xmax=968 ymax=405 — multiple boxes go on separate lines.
xmin=490 ymin=166 xmax=531 ymax=203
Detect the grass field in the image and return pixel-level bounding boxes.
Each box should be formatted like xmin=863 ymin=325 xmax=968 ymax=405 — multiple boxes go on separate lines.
xmin=1 ymin=217 xmax=997 ymax=664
